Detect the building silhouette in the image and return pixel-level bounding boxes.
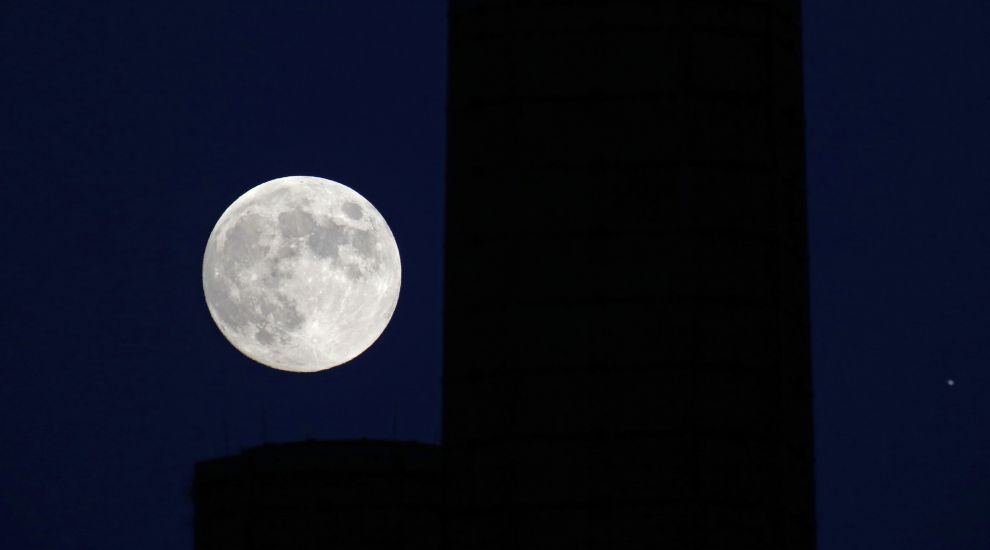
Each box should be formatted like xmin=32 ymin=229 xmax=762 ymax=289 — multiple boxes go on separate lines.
xmin=443 ymin=1 xmax=815 ymax=548
xmin=192 ymin=440 xmax=441 ymax=550
xmin=192 ymin=1 xmax=814 ymax=548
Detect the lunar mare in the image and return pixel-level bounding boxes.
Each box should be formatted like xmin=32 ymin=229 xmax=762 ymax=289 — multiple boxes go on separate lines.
xmin=203 ymin=176 xmax=401 ymax=372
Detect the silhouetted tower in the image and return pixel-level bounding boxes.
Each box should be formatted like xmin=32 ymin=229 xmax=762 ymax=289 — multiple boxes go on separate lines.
xmin=443 ymin=1 xmax=814 ymax=548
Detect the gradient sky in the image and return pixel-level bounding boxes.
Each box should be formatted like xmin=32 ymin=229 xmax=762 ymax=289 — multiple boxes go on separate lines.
xmin=1 ymin=1 xmax=987 ymax=549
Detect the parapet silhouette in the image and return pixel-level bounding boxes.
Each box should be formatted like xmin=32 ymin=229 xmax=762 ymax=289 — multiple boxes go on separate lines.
xmin=192 ymin=440 xmax=441 ymax=550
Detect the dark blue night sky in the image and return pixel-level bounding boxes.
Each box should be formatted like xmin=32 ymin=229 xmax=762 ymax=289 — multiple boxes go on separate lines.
xmin=1 ymin=1 xmax=987 ymax=548
xmin=805 ymin=1 xmax=990 ymax=547
xmin=1 ymin=2 xmax=446 ymax=548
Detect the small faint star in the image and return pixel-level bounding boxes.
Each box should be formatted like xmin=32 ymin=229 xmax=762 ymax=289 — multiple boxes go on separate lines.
xmin=947 ymin=379 xmax=955 ymax=386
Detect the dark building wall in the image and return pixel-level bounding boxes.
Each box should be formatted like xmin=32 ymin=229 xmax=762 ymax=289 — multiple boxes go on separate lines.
xmin=192 ymin=440 xmax=441 ymax=550
xmin=443 ymin=1 xmax=813 ymax=548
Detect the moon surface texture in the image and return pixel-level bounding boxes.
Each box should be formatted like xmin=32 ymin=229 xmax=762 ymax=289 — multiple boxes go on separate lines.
xmin=203 ymin=176 xmax=401 ymax=373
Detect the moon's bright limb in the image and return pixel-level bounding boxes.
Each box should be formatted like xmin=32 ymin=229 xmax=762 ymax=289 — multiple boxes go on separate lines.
xmin=202 ymin=176 xmax=401 ymax=372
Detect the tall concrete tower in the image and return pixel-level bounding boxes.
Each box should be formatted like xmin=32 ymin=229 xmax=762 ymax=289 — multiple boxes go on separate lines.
xmin=443 ymin=1 xmax=814 ymax=548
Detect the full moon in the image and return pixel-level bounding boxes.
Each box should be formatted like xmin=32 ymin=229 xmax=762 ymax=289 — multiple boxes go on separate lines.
xmin=202 ymin=176 xmax=401 ymax=373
